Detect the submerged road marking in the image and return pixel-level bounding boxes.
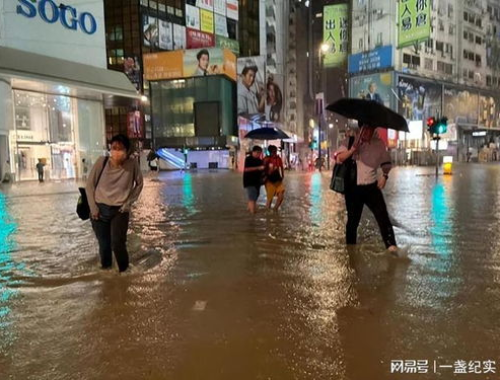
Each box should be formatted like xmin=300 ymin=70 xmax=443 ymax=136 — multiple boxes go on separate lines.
xmin=192 ymin=300 xmax=207 ymax=311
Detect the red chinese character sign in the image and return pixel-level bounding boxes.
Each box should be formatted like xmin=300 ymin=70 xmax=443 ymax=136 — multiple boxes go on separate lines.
xmin=186 ymin=28 xmax=215 ymax=49
xmin=398 ymin=0 xmax=431 ymax=47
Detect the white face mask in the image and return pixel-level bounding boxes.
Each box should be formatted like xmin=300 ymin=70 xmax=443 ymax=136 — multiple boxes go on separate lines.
xmin=111 ymin=149 xmax=127 ymax=162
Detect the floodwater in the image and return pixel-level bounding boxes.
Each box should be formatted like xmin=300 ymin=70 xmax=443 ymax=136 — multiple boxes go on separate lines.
xmin=1 ymin=165 xmax=500 ymax=379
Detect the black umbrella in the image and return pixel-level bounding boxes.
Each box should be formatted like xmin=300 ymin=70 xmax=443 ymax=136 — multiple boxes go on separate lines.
xmin=326 ymin=98 xmax=409 ymax=132
xmin=245 ymin=127 xmax=290 ymax=140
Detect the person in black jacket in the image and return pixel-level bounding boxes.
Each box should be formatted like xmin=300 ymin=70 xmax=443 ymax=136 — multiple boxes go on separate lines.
xmin=243 ymin=146 xmax=265 ymax=214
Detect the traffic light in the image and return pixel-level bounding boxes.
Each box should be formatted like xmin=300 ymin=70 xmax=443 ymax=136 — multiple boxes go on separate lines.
xmin=436 ymin=117 xmax=448 ymax=135
xmin=427 ymin=116 xmax=448 ymax=135
xmin=427 ymin=117 xmax=437 ymax=134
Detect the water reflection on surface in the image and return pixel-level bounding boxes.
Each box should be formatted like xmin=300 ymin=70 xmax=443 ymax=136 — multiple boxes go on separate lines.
xmin=0 ymin=166 xmax=499 ymax=379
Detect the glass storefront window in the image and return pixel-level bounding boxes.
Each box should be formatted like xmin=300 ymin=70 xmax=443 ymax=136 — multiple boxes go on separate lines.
xmin=151 ymin=76 xmax=236 ymax=142
xmin=11 ymin=90 xmax=105 ymax=181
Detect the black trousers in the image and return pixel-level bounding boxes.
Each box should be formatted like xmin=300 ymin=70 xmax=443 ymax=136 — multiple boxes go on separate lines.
xmin=91 ymin=204 xmax=130 ymax=272
xmin=344 ymin=183 xmax=396 ymax=249
xmin=38 ymin=171 xmax=44 ymax=182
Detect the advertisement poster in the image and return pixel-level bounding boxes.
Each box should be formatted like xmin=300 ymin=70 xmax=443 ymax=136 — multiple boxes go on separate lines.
xmin=237 ymin=56 xmax=283 ymax=123
xmin=144 ymin=48 xmax=236 ymax=81
xmin=215 ymin=14 xmax=228 ymax=37
xmin=124 ymin=56 xmax=142 ymax=91
xmin=398 ymin=0 xmax=431 ymax=47
xmin=323 ymin=4 xmax=348 ymax=68
xmin=186 ymin=4 xmax=201 ymax=30
xmin=200 ymin=9 xmax=214 ymax=34
xmin=144 ymin=51 xmax=184 ymax=80
xmin=159 ymin=20 xmax=173 ymax=50
xmin=479 ymin=95 xmax=499 ymax=129
xmin=127 ymin=111 xmax=143 ymax=139
xmin=214 ymin=0 xmax=226 ymax=15
xmin=173 ymin=24 xmax=186 ymax=50
xmin=350 ymin=72 xmax=393 ymax=109
xmin=226 ymin=0 xmax=238 ymax=21
xmin=215 ymin=35 xmax=239 ymax=55
xmin=143 ymin=15 xmax=159 ymax=48
xmin=443 ymin=87 xmax=479 ymax=126
xmin=197 ymin=0 xmax=214 ymax=11
xmin=396 ymin=76 xmax=442 ymax=121
xmin=186 ymin=28 xmax=215 ymax=49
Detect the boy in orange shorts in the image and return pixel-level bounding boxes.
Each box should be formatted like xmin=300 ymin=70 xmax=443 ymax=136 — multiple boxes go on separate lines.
xmin=263 ymin=145 xmax=285 ymax=211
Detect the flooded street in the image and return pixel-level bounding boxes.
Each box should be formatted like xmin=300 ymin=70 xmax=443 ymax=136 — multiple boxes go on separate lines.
xmin=1 ymin=165 xmax=500 ymax=379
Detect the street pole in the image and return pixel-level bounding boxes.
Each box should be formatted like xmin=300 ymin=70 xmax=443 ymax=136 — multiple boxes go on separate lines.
xmin=318 ymin=110 xmax=322 ymax=172
xmin=318 ymin=53 xmax=325 ymax=172
xmin=435 ymin=135 xmax=440 ymax=178
xmin=318 ymin=52 xmax=326 ymax=172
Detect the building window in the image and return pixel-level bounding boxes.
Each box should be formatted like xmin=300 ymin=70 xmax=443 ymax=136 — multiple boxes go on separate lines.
xmin=403 ymin=53 xmax=411 ymax=64
xmin=411 ymin=55 xmax=420 ymax=68
xmin=445 ymin=63 xmax=453 ymax=75
xmin=463 ymin=69 xmax=468 ymax=78
xmin=469 ymin=71 xmax=474 ymax=79
xmin=425 ymin=58 xmax=433 ymax=70
xmin=487 ymin=75 xmax=492 ymax=86
xmin=436 ymin=41 xmax=444 ymax=51
xmin=464 ymin=11 xmax=468 ymax=21
xmin=476 ymin=55 xmax=482 ymax=67
xmin=437 ymin=61 xmax=444 ymax=72
xmin=476 ymin=36 xmax=482 ymax=44
xmin=448 ymin=4 xmax=454 ymax=18
xmin=476 ymin=18 xmax=482 ymax=28
xmin=359 ymin=38 xmax=363 ymax=50
xmin=376 ymin=33 xmax=383 ymax=46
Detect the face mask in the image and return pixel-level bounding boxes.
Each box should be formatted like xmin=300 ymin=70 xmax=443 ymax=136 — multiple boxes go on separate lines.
xmin=111 ymin=150 xmax=126 ymax=161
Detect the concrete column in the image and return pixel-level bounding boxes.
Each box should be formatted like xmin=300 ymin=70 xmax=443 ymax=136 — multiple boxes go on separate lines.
xmin=0 ymin=80 xmax=13 ymax=181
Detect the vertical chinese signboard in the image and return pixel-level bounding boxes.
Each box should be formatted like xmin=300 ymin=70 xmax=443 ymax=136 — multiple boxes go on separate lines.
xmin=398 ymin=0 xmax=431 ymax=48
xmin=323 ymin=4 xmax=348 ymax=68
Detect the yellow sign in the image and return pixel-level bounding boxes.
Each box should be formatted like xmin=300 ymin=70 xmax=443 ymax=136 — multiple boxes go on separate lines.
xmin=143 ymin=51 xmax=184 ymax=80
xmin=144 ymin=48 xmax=236 ymax=81
xmin=200 ymin=9 xmax=214 ymax=34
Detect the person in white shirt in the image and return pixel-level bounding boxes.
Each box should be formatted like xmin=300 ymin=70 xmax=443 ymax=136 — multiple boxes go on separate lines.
xmin=335 ymin=126 xmax=398 ymax=254
xmin=237 ymin=65 xmax=265 ymax=116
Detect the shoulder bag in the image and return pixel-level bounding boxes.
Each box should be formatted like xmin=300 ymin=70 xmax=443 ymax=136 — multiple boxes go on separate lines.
xmin=77 ymin=156 xmax=109 ymax=220
xmin=330 ymin=137 xmax=357 ymax=194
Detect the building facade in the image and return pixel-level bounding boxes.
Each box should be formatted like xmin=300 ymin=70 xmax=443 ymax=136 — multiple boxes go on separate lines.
xmin=0 ymin=0 xmax=138 ymax=182
xmin=350 ymin=0 xmax=500 ymax=162
xmin=104 ymin=0 xmax=256 ymax=169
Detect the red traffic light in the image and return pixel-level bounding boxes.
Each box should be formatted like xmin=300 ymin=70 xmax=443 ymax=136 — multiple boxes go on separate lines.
xmin=427 ymin=117 xmax=437 ymax=127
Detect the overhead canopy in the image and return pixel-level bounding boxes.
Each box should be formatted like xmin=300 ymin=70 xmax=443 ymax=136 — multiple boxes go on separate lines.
xmin=0 ymin=46 xmax=140 ymax=100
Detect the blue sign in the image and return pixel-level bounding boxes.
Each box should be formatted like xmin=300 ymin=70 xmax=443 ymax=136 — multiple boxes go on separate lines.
xmin=17 ymin=0 xmax=98 ymax=35
xmin=348 ymin=45 xmax=393 ymax=74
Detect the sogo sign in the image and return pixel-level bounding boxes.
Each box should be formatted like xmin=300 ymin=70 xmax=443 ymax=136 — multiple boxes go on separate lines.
xmin=16 ymin=0 xmax=98 ymax=35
